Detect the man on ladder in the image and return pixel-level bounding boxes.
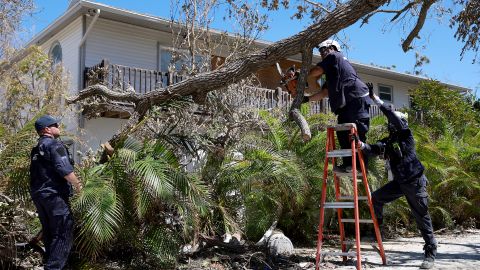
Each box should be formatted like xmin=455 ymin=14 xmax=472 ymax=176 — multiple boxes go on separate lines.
xmin=356 ymin=85 xmax=438 ymax=269
xmin=307 ymin=39 xmax=371 ymax=174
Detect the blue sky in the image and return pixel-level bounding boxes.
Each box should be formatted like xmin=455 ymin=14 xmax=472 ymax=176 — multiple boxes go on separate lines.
xmin=23 ymin=0 xmax=480 ymax=96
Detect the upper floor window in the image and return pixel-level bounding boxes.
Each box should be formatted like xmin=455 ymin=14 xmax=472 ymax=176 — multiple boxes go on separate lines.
xmin=378 ymin=84 xmax=393 ymax=102
xmin=159 ymin=47 xmax=208 ymax=74
xmin=49 ymin=42 xmax=62 ymax=67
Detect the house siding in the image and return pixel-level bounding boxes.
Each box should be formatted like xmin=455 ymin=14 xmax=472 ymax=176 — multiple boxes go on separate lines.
xmin=85 ymin=18 xmax=172 ymax=69
xmin=40 ymin=17 xmax=83 ymax=95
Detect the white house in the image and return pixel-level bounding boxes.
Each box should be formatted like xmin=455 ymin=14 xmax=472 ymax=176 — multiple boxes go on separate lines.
xmin=24 ymin=0 xmax=470 ymax=153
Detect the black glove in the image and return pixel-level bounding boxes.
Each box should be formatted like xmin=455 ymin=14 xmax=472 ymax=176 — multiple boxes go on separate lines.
xmin=302 ymin=96 xmax=310 ymax=103
xmin=366 ymin=82 xmax=374 ymax=99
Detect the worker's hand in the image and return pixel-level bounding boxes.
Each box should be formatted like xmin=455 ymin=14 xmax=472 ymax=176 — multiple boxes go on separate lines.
xmin=366 ymin=82 xmax=374 ymax=99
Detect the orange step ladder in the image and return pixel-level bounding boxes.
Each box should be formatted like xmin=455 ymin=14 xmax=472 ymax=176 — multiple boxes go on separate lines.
xmin=315 ymin=123 xmax=387 ymax=270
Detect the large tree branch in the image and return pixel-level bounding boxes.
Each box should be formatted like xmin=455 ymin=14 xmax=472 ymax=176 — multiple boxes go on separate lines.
xmin=69 ymin=0 xmax=389 ymax=152
xmin=402 ymin=0 xmax=436 ymax=52
xmin=289 ymin=48 xmax=313 ymax=142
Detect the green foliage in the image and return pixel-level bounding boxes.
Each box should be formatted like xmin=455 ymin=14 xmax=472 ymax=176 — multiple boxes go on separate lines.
xmin=410 ymin=80 xmax=479 ymax=137
xmin=72 ymin=137 xmax=209 ymax=267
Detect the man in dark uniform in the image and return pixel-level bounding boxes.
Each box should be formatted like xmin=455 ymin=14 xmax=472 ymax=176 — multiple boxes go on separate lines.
xmin=307 ymin=40 xmax=371 ymax=172
xmin=30 ymin=115 xmax=82 ymax=270
xmin=356 ymin=88 xmax=437 ymax=269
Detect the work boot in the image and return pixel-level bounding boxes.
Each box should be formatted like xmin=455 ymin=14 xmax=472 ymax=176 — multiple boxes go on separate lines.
xmin=420 ymin=243 xmax=437 ymax=269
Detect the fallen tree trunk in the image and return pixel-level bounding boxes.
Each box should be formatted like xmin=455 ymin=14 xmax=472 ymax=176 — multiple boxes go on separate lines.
xmin=66 ymin=0 xmax=388 ymax=150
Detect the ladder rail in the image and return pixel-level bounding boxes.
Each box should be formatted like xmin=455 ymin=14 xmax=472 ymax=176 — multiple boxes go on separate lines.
xmin=315 ymin=129 xmax=333 ymax=267
xmin=350 ymin=127 xmax=362 ymax=270
xmin=358 ymin=148 xmax=387 ymax=265
xmin=316 ymin=125 xmax=386 ymax=270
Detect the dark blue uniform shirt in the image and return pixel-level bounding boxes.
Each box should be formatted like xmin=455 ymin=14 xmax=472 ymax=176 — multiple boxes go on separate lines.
xmin=30 ymin=136 xmax=74 ymax=199
xmin=317 ymin=51 xmax=369 ymax=115
xmin=362 ymin=104 xmax=425 ymax=183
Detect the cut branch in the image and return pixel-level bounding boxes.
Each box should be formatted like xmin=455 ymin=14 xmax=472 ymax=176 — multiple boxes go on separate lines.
xmin=289 ymin=48 xmax=313 ymax=142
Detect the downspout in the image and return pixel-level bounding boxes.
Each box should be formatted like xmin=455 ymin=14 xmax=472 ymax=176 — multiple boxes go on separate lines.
xmin=77 ymin=8 xmax=100 ymax=131
xmin=80 ymin=9 xmax=100 ymax=47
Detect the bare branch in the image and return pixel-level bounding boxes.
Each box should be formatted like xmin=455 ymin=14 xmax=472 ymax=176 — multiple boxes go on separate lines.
xmin=66 ymin=84 xmax=143 ymax=104
xmin=402 ymin=0 xmax=436 ymax=52
xmin=304 ymin=0 xmax=331 ymax=13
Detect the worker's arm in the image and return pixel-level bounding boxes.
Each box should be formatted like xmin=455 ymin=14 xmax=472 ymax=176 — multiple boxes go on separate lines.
xmin=367 ymin=83 xmax=407 ymax=131
xmin=309 ymin=65 xmax=324 ymax=80
xmin=64 ymin=172 xmax=83 ymax=192
xmin=51 ymin=143 xmax=82 ymax=192
xmin=357 ymin=140 xmax=386 ymax=157
xmin=304 ymin=65 xmax=328 ymax=102
xmin=307 ymin=87 xmax=328 ymax=102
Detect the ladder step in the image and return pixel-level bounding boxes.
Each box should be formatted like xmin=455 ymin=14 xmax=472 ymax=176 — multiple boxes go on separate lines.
xmin=341 ymin=219 xmax=374 ymax=223
xmin=328 ymin=123 xmax=357 ymax=131
xmin=334 ymin=171 xmax=363 ymax=177
xmin=344 ymin=240 xmax=378 ymax=245
xmin=327 ymin=149 xmax=356 ymax=157
xmin=339 ymin=195 xmax=368 ymax=200
xmin=323 ymin=202 xmax=355 ymax=209
xmin=321 ymin=251 xmax=356 ymax=257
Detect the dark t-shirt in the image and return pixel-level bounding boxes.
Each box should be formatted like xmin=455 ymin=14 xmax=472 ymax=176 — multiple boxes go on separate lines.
xmin=317 ymin=51 xmax=369 ymax=114
xmin=30 ymin=136 xmax=74 ymax=199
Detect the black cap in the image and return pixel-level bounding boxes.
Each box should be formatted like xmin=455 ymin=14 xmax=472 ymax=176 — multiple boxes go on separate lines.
xmin=34 ymin=115 xmax=60 ymax=132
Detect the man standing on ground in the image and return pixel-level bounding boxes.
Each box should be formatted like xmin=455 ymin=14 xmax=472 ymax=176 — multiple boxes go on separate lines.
xmin=357 ymin=87 xmax=437 ymax=269
xmin=30 ymin=115 xmax=82 ymax=270
xmin=307 ymin=40 xmax=371 ymax=172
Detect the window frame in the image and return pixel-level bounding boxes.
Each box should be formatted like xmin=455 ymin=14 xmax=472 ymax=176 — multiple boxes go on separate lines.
xmin=377 ymin=83 xmax=393 ymax=103
xmin=49 ymin=41 xmax=63 ymax=67
xmin=158 ymin=45 xmax=209 ymax=73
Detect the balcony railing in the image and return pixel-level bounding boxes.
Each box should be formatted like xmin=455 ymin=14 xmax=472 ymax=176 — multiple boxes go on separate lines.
xmin=84 ymin=59 xmax=382 ymax=118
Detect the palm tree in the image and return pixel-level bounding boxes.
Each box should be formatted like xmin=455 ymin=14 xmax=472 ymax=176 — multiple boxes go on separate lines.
xmin=73 ymin=136 xmax=209 ymax=267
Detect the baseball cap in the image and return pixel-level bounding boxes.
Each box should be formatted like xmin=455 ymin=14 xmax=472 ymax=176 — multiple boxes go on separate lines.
xmin=34 ymin=115 xmax=60 ymax=132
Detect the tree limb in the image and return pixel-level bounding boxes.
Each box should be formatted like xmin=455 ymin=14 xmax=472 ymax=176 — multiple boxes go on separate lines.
xmin=402 ymin=0 xmax=436 ymax=52
xmin=69 ymin=0 xmax=389 ymax=151
xmin=289 ymin=48 xmax=313 ymax=142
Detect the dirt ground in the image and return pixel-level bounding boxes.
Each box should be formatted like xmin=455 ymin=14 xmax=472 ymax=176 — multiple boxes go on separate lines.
xmin=295 ymin=229 xmax=480 ymax=270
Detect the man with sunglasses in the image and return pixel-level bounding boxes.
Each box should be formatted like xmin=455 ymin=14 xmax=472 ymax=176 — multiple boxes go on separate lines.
xmin=307 ymin=40 xmax=371 ymax=173
xmin=30 ymin=115 xmax=82 ymax=269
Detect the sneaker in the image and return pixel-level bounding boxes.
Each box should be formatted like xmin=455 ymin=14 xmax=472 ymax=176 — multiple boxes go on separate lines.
xmin=420 ymin=244 xmax=437 ymax=269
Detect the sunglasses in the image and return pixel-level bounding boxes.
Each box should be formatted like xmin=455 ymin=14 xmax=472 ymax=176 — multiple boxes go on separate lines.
xmin=318 ymin=47 xmax=328 ymax=54
xmin=48 ymin=123 xmax=59 ymax=128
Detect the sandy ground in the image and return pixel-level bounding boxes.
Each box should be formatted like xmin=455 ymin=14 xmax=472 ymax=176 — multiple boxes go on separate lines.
xmin=295 ymin=229 xmax=480 ymax=270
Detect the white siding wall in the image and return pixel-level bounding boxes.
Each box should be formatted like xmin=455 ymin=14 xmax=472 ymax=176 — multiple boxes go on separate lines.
xmin=85 ymin=18 xmax=172 ymax=68
xmin=39 ymin=17 xmax=83 ymax=137
xmin=82 ymin=118 xmax=128 ymax=152
xmin=358 ymin=73 xmax=416 ymax=109
xmin=40 ymin=17 xmax=83 ymax=94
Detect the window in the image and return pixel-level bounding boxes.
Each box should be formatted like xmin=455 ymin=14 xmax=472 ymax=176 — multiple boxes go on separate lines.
xmin=159 ymin=47 xmax=207 ymax=73
xmin=378 ymin=84 xmax=393 ymax=102
xmin=49 ymin=42 xmax=62 ymax=67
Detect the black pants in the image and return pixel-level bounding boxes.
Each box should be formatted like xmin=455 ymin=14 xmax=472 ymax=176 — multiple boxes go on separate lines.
xmin=33 ymin=195 xmax=74 ymax=270
xmin=336 ymin=97 xmax=370 ymax=169
xmin=372 ymin=175 xmax=436 ymax=246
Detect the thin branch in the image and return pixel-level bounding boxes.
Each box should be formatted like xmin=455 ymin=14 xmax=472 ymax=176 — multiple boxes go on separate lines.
xmin=304 ymin=0 xmax=331 ymax=13
xmin=361 ymin=0 xmax=420 ymax=26
xmin=402 ymin=0 xmax=436 ymax=52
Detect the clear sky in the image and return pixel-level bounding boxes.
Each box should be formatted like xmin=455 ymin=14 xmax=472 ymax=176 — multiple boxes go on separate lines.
xmin=23 ymin=0 xmax=480 ymax=96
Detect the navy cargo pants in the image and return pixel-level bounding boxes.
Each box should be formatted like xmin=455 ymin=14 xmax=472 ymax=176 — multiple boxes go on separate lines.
xmin=372 ymin=174 xmax=436 ymax=246
xmin=33 ymin=195 xmax=73 ymax=270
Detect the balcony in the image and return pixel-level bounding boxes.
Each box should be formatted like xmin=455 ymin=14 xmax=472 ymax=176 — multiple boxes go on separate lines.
xmin=84 ymin=59 xmax=381 ymax=118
